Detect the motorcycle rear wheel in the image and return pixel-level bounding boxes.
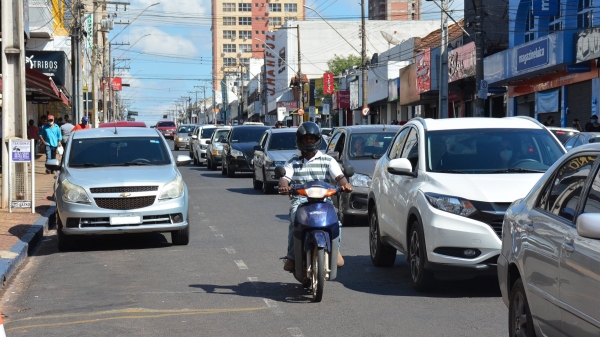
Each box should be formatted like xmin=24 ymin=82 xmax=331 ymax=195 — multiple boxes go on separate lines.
xmin=312 ymin=247 xmax=325 ymax=302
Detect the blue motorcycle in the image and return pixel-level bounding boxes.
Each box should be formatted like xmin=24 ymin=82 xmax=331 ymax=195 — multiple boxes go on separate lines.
xmin=275 ymin=166 xmax=354 ymax=302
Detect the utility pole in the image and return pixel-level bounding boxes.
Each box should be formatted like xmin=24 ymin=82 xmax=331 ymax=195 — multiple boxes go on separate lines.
xmin=188 ymin=90 xmax=199 ymax=123
xmin=297 ymin=25 xmax=303 ymax=126
xmin=438 ymin=0 xmax=449 ymax=119
xmin=194 ymin=85 xmax=208 ymax=123
xmin=72 ymin=1 xmax=83 ymax=123
xmin=1 ymin=0 xmax=27 ymax=208
xmin=474 ymin=0 xmax=485 ymax=117
xmin=360 ymin=0 xmax=368 ymax=124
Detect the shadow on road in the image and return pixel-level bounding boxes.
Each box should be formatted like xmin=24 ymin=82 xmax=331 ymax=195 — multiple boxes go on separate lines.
xmin=201 ymin=173 xmax=228 ymax=178
xmin=226 ymin=188 xmax=263 ymax=195
xmin=189 ymin=281 xmax=316 ymax=303
xmin=35 ymin=232 xmax=173 ymax=256
xmin=336 ymin=255 xmax=502 ymax=298
xmin=275 ymin=214 xmax=290 ymax=222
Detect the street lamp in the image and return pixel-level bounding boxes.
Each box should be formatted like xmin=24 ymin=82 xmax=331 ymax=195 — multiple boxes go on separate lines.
xmin=114 ymin=34 xmax=151 ymax=60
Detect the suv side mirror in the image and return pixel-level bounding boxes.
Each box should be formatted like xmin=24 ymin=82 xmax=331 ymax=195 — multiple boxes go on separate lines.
xmin=254 ymin=145 xmax=263 ymax=151
xmin=191 ymin=135 xmax=198 ymax=139
xmin=205 ymin=139 xmax=212 ymax=144
xmin=327 ymin=151 xmax=340 ymax=161
xmin=387 ymin=158 xmax=416 ymax=177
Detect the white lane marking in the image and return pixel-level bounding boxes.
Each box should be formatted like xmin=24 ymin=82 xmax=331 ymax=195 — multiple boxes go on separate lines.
xmin=234 ymin=260 xmax=248 ymax=269
xmin=201 ymin=219 xmax=210 ymax=222
xmin=215 ymin=234 xmax=224 ymax=238
xmin=209 ymin=226 xmax=218 ymax=231
xmin=263 ymin=298 xmax=283 ymax=315
xmin=193 ymin=206 xmax=199 ymax=210
xmin=247 ymin=277 xmax=258 ymax=282
xmin=197 ymin=211 xmax=204 ymax=216
xmin=224 ymin=247 xmax=236 ymax=254
xmin=287 ymin=327 xmax=304 ymax=337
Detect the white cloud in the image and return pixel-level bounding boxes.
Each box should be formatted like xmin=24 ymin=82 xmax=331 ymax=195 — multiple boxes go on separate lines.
xmin=128 ymin=0 xmax=208 ymax=17
xmin=124 ymin=26 xmax=198 ymax=56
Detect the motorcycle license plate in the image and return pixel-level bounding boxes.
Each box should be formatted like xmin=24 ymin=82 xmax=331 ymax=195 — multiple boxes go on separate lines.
xmin=110 ymin=213 xmax=141 ymax=225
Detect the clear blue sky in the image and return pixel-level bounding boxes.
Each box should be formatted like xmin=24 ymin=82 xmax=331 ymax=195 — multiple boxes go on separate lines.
xmin=110 ymin=0 xmax=463 ymax=126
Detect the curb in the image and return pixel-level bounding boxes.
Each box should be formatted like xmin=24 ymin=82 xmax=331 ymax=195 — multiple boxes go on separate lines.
xmin=0 ymin=203 xmax=56 ymax=288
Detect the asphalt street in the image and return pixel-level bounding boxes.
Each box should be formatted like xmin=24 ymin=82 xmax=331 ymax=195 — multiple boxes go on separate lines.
xmin=0 ymin=144 xmax=508 ymax=336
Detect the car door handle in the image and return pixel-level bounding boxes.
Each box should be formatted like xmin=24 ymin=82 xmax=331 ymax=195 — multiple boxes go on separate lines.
xmin=562 ymin=242 xmax=575 ymax=253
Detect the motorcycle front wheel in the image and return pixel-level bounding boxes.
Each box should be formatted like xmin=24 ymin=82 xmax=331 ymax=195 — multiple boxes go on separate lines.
xmin=312 ymin=247 xmax=325 ymax=302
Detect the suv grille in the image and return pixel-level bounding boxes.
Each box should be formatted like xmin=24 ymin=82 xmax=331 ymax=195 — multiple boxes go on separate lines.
xmin=94 ymin=196 xmax=156 ymax=210
xmin=488 ymin=220 xmax=503 ymax=238
xmin=91 ymin=186 xmax=158 ymax=193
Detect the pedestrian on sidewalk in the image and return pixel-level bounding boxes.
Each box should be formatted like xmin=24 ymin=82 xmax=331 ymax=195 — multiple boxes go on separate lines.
xmin=72 ymin=116 xmax=90 ymax=132
xmin=39 ymin=115 xmax=63 ymax=174
xmin=27 ymin=120 xmax=39 ymax=154
xmin=60 ymin=116 xmax=75 ymax=151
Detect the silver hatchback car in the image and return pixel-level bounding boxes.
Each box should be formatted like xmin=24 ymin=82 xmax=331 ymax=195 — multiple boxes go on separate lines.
xmin=45 ymin=127 xmax=193 ymax=251
xmin=499 ymin=143 xmax=600 ymax=337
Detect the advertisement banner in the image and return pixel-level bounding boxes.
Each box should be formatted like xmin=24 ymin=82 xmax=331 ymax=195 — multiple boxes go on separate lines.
xmin=333 ymin=90 xmax=350 ymax=109
xmin=516 ymin=38 xmax=549 ymax=72
xmin=276 ymin=100 xmax=298 ymax=110
xmin=25 ymin=50 xmax=70 ymax=88
xmin=388 ymin=78 xmax=399 ymax=102
xmin=448 ymin=42 xmax=476 ymax=82
xmin=509 ymin=62 xmax=598 ymax=97
xmin=535 ymin=89 xmax=559 ymax=113
xmin=532 ymin=0 xmax=559 ymax=16
xmin=265 ymin=33 xmax=277 ymax=97
xmin=416 ymin=49 xmax=431 ymax=94
xmin=576 ymin=27 xmax=600 ymax=63
xmin=111 ymin=77 xmax=122 ymax=91
xmin=323 ymin=72 xmax=335 ymax=95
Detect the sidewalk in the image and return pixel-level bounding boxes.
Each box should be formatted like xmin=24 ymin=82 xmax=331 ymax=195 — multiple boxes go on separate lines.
xmin=0 ymin=154 xmax=56 ymax=287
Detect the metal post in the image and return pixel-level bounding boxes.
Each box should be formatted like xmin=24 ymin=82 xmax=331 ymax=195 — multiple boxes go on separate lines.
xmin=1 ymin=0 xmax=27 ymax=208
xmin=438 ymin=0 xmax=449 ymax=119
xmin=297 ymin=25 xmax=303 ymax=126
xmin=361 ymin=0 xmax=368 ymax=124
xmin=91 ymin=2 xmax=99 ymax=127
xmin=475 ymin=0 xmax=485 ymax=117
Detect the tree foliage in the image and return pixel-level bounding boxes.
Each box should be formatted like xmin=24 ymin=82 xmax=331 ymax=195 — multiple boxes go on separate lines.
xmin=326 ymin=54 xmax=362 ymax=76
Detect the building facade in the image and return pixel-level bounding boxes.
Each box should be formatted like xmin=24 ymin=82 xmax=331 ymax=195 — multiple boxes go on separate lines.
xmin=368 ymin=0 xmax=420 ymax=20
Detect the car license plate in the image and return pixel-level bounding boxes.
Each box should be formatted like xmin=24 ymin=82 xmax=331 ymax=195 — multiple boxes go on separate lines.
xmin=110 ymin=214 xmax=142 ymax=225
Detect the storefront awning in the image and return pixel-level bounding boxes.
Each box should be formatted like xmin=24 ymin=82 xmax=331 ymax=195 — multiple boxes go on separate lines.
xmin=25 ymin=68 xmax=70 ymax=106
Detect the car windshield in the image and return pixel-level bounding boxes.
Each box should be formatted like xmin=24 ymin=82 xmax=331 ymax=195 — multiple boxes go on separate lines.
xmin=230 ymin=127 xmax=267 ymax=143
xmin=157 ymin=122 xmax=175 ymax=127
xmin=68 ymin=137 xmax=171 ymax=167
xmin=349 ymin=132 xmax=396 ymax=159
xmin=178 ymin=125 xmax=194 ymax=133
xmin=321 ymin=129 xmax=332 ymax=136
xmin=551 ymin=129 xmax=578 ymax=144
xmin=201 ymin=128 xmax=216 ymax=139
xmin=213 ymin=130 xmax=229 ymax=143
xmin=268 ymin=133 xmax=297 ymax=150
xmin=426 ymin=128 xmax=565 ymax=174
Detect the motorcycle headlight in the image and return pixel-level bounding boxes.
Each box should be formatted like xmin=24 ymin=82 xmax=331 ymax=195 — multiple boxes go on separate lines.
xmin=425 ymin=193 xmax=477 ymax=217
xmin=62 ymin=179 xmax=91 ymax=204
xmin=159 ymin=176 xmax=184 ymax=200
xmin=231 ymin=149 xmax=244 ymax=157
xmin=349 ymin=173 xmax=372 ymax=188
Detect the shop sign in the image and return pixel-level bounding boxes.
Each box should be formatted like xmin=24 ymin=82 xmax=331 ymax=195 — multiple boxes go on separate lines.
xmin=265 ymin=34 xmax=277 ymax=96
xmin=25 ymin=51 xmax=69 ymax=87
xmin=509 ymin=62 xmax=598 ymax=98
xmin=448 ymin=42 xmax=476 ymax=82
xmin=532 ymin=0 xmax=559 ymax=16
xmin=349 ymin=81 xmax=359 ymax=110
xmin=111 ymin=77 xmax=122 ymax=91
xmin=567 ymin=62 xmax=592 ymax=73
xmin=323 ymin=72 xmax=334 ymax=95
xmin=333 ymin=90 xmax=350 ymax=109
xmin=516 ymin=38 xmax=549 ymax=72
xmin=575 ymin=27 xmax=600 ymax=63
xmin=416 ymin=49 xmax=431 ymax=94
xmin=277 ymin=100 xmax=298 ymax=110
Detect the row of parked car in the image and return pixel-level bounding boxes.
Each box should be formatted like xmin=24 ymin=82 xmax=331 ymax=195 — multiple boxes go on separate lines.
xmin=179 ymin=118 xmax=600 ymax=336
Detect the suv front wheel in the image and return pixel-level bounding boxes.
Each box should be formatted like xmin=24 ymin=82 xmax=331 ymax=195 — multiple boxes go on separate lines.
xmin=409 ymin=219 xmax=433 ymax=292
xmin=369 ymin=208 xmax=396 ymax=267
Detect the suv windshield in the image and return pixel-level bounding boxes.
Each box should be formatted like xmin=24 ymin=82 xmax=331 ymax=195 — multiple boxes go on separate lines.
xmin=69 ymin=137 xmax=171 ymax=167
xmin=157 ymin=122 xmax=175 ymax=127
xmin=201 ymin=128 xmax=217 ymax=139
xmin=213 ymin=129 xmax=229 ymax=143
xmin=230 ymin=127 xmax=267 ymax=143
xmin=426 ymin=128 xmax=564 ymax=173
xmin=178 ymin=125 xmax=194 ymax=133
xmin=349 ymin=132 xmax=396 ymax=158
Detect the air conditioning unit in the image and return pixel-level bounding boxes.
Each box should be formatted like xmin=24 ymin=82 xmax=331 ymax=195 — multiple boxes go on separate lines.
xmin=231 ymin=38 xmax=235 ymax=41
xmin=221 ymin=52 xmax=225 ymax=56
xmin=265 ymin=10 xmax=270 ymax=15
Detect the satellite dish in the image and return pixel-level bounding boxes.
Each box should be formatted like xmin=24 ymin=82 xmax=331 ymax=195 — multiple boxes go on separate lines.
xmin=380 ymin=31 xmax=401 ymax=46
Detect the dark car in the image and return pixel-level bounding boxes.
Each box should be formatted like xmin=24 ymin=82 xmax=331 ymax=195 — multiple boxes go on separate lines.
xmin=155 ymin=120 xmax=177 ymax=139
xmin=327 ymin=125 xmax=401 ymax=226
xmin=547 ymin=126 xmax=579 ymax=144
xmin=564 ymin=131 xmax=600 ymax=151
xmin=99 ymin=121 xmax=147 ymax=128
xmin=221 ymin=125 xmax=269 ymax=177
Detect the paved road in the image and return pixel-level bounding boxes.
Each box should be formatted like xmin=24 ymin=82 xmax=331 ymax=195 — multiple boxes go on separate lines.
xmin=0 ymin=146 xmax=508 ymax=336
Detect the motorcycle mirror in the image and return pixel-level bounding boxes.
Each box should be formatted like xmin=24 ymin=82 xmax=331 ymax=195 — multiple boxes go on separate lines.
xmin=274 ymin=166 xmax=286 ymax=179
xmin=344 ymin=165 xmax=355 ymax=178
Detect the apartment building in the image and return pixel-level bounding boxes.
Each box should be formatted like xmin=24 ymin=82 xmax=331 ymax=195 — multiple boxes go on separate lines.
xmin=368 ymin=0 xmax=420 ymax=20
xmin=211 ymin=0 xmax=305 ymax=89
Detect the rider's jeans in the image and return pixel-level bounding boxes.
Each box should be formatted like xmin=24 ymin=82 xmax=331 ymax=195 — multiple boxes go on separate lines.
xmin=287 ymin=197 xmax=341 ymax=260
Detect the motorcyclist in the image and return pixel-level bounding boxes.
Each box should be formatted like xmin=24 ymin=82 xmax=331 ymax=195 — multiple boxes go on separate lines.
xmin=278 ymin=122 xmax=353 ymax=272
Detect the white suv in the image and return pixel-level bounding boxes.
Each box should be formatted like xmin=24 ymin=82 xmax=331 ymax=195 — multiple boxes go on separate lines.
xmin=367 ymin=117 xmax=565 ymax=291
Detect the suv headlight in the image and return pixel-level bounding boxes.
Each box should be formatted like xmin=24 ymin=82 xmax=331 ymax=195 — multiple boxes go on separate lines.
xmin=62 ymin=179 xmax=91 ymax=204
xmin=231 ymin=149 xmax=244 ymax=157
xmin=350 ymin=173 xmax=372 ymax=187
xmin=159 ymin=176 xmax=184 ymax=200
xmin=425 ymin=193 xmax=477 ymax=217
xmin=200 ymin=144 xmax=208 ymax=150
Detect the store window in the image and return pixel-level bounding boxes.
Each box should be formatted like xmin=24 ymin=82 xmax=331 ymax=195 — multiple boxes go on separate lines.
xmin=525 ymin=7 xmax=535 ymax=42
xmin=548 ymin=3 xmax=563 ymax=33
